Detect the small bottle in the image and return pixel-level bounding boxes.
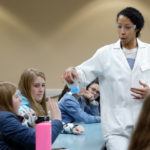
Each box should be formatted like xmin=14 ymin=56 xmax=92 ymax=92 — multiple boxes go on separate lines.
xmin=66 ymin=78 xmax=80 ymax=94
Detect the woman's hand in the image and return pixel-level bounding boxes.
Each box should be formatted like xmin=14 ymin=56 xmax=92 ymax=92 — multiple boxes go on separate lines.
xmin=62 ymin=67 xmax=80 ymax=84
xmin=72 ymin=125 xmax=85 ymax=134
xmin=131 ymin=80 xmax=150 ymax=99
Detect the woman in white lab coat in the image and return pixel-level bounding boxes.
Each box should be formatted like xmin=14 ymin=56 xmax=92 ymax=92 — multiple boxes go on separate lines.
xmin=63 ymin=7 xmax=150 ymax=150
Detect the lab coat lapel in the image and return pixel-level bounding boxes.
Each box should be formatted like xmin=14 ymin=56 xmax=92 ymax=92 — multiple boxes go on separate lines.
xmin=133 ymin=39 xmax=146 ymax=71
xmin=113 ymin=40 xmax=131 ymax=70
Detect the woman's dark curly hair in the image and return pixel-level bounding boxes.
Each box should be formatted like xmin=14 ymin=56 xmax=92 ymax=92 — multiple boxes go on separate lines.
xmin=117 ymin=7 xmax=144 ymax=37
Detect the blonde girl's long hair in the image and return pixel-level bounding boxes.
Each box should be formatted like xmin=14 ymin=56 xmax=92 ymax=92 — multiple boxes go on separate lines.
xmin=18 ymin=68 xmax=48 ymax=116
xmin=0 ymin=81 xmax=17 ymax=114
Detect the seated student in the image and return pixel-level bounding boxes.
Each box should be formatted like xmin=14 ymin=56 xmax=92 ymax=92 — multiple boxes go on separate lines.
xmin=58 ymin=79 xmax=101 ymax=123
xmin=18 ymin=68 xmax=84 ymax=134
xmin=128 ymin=93 xmax=150 ymax=150
xmin=0 ymin=81 xmax=62 ymax=150
xmin=85 ymin=78 xmax=100 ymax=115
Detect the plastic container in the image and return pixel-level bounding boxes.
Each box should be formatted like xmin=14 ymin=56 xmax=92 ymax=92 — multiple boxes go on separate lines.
xmin=66 ymin=79 xmax=80 ymax=94
xmin=36 ymin=122 xmax=51 ymax=150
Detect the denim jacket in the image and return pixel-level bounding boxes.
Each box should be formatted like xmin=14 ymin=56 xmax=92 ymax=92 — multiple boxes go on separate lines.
xmin=0 ymin=111 xmax=63 ymax=150
xmin=58 ymin=92 xmax=100 ymax=123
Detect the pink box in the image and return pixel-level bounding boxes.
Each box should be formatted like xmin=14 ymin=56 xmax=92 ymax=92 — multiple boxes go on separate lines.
xmin=36 ymin=122 xmax=51 ymax=150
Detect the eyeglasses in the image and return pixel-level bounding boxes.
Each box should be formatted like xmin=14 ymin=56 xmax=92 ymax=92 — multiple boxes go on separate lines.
xmin=89 ymin=87 xmax=100 ymax=95
xmin=116 ymin=24 xmax=136 ymax=31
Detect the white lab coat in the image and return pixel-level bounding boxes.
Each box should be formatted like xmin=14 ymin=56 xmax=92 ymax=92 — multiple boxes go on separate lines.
xmin=76 ymin=39 xmax=150 ymax=146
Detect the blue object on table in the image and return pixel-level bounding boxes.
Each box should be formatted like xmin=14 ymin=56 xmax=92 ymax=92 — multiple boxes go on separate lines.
xmin=52 ymin=123 xmax=105 ymax=150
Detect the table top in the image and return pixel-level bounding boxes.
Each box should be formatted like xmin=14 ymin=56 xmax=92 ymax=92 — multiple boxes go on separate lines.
xmin=52 ymin=123 xmax=105 ymax=150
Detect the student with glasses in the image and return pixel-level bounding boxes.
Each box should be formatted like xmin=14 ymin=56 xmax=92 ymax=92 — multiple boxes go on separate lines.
xmin=63 ymin=7 xmax=150 ymax=150
xmin=58 ymin=79 xmax=100 ymax=124
xmin=85 ymin=78 xmax=100 ymax=114
xmin=86 ymin=78 xmax=100 ymax=101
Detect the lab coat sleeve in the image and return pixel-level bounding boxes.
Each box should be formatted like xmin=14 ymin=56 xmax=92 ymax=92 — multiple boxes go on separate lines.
xmin=76 ymin=46 xmax=107 ymax=88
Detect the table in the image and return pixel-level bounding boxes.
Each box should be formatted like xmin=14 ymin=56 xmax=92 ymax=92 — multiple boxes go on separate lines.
xmin=52 ymin=123 xmax=105 ymax=150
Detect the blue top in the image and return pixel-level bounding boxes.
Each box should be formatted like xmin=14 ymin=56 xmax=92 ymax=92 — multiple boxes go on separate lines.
xmin=0 ymin=111 xmax=62 ymax=150
xmin=18 ymin=90 xmax=31 ymax=109
xmin=58 ymin=92 xmax=100 ymax=123
xmin=127 ymin=58 xmax=135 ymax=70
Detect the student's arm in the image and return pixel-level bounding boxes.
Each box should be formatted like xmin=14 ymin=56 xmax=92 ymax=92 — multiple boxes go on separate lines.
xmin=1 ymin=112 xmax=35 ymax=150
xmin=84 ymin=103 xmax=99 ymax=116
xmin=0 ymin=136 xmax=12 ymax=150
xmin=51 ymin=120 xmax=63 ymax=143
xmin=61 ymin=123 xmax=84 ymax=134
xmin=62 ymin=95 xmax=100 ymax=123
